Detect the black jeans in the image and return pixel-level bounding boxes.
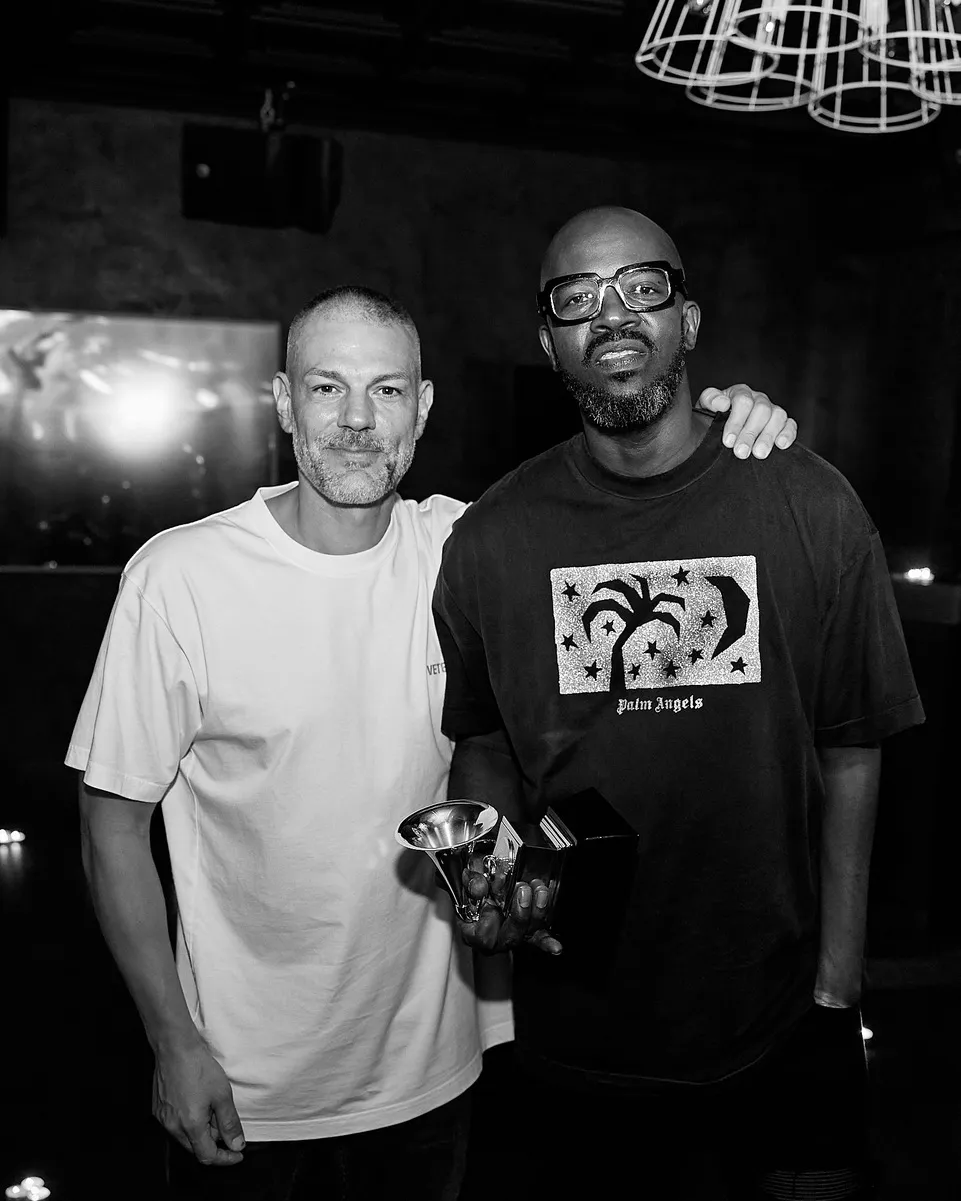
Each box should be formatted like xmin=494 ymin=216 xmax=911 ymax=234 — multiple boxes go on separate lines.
xmin=464 ymin=1005 xmax=871 ymax=1201
xmin=165 ymin=1091 xmax=472 ymax=1201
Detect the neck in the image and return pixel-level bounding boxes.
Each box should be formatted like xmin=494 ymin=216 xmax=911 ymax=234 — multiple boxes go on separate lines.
xmin=581 ymin=378 xmax=711 ymax=478
xmin=265 ymin=476 xmax=395 ymax=555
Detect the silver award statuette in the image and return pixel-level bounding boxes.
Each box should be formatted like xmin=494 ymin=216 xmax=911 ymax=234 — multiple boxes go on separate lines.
xmin=395 ymin=800 xmax=499 ymax=922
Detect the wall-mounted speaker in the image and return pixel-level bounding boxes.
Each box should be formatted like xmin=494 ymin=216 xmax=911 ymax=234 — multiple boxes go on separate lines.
xmin=181 ymin=123 xmax=343 ymax=233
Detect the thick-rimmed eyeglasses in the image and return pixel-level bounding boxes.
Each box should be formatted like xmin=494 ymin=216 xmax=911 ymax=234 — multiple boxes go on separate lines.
xmin=538 ymin=261 xmax=688 ymax=326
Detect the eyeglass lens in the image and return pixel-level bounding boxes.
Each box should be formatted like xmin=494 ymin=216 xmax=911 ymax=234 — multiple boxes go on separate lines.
xmin=550 ymin=267 xmax=673 ymax=321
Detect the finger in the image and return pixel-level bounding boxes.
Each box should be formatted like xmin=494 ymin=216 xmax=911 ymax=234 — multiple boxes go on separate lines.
xmin=459 ymin=901 xmax=504 ymax=952
xmin=163 ymin=1122 xmax=196 ymax=1157
xmin=185 ymin=1121 xmax=244 ymax=1167
xmin=774 ymin=416 xmax=798 ymax=451
xmin=467 ymin=871 xmax=490 ymax=902
xmin=212 ymin=1097 xmax=246 ymax=1154
xmin=716 ymin=385 xmax=760 ymax=448
xmin=509 ymin=881 xmax=534 ymax=927
xmin=748 ymin=404 xmax=791 ymax=460
xmin=695 ymin=386 xmax=728 ymax=414
xmin=529 ymin=877 xmax=552 ymax=924
xmin=529 ymin=929 xmax=563 ymax=956
xmin=730 ymin=390 xmax=775 ymax=459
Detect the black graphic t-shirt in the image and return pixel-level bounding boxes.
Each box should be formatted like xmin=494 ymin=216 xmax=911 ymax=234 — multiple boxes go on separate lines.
xmin=433 ymin=415 xmax=924 ymax=1087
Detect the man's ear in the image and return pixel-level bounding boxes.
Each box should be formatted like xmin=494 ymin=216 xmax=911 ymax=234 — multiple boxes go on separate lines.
xmin=538 ymin=323 xmax=559 ymax=371
xmin=414 ymin=378 xmax=434 ymax=441
xmin=682 ymin=301 xmax=701 ymax=351
xmin=272 ymin=372 xmax=294 ymax=434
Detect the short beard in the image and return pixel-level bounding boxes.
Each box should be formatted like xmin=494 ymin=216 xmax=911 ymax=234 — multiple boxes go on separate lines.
xmin=291 ymin=428 xmax=416 ymax=508
xmin=560 ymin=341 xmax=687 ymax=434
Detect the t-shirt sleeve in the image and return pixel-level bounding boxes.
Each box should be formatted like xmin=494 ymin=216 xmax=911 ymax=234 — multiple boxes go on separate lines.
xmin=815 ymin=531 xmax=925 ymax=746
xmin=64 ymin=574 xmax=204 ymax=801
xmin=432 ymin=538 xmax=503 ymax=740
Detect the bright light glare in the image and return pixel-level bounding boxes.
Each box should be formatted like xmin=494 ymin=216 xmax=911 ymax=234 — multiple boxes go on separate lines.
xmin=78 ymin=368 xmax=112 ymax=395
xmin=861 ymin=1025 xmax=873 ymax=1041
xmin=0 ymin=829 xmax=25 ymax=844
xmin=904 ymin=567 xmax=934 ymax=585
xmin=86 ymin=367 xmax=189 ymax=455
xmin=5 ymin=1179 xmax=50 ymax=1201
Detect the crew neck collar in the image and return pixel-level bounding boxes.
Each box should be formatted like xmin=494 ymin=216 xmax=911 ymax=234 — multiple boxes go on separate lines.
xmin=247 ymin=483 xmax=400 ymax=575
xmin=569 ymin=414 xmax=725 ymax=500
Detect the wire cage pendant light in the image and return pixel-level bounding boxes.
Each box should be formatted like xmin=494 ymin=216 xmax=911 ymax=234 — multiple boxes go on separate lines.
xmin=686 ymin=0 xmax=866 ymax=111
xmin=635 ymin=0 xmax=960 ymax=129
xmin=858 ymin=0 xmax=961 ymax=105
xmin=808 ymin=0 xmax=943 ymax=129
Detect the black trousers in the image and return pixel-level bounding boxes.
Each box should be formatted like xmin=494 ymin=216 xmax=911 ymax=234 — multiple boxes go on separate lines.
xmin=165 ymin=1090 xmax=471 ymax=1201
xmin=464 ymin=1005 xmax=871 ymax=1201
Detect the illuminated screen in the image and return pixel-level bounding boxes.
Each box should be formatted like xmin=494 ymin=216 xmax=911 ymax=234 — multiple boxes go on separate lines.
xmin=0 ymin=310 xmax=280 ymax=568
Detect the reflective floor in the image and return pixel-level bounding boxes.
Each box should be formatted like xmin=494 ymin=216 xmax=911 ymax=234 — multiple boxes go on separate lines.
xmin=4 ymin=826 xmax=960 ymax=1200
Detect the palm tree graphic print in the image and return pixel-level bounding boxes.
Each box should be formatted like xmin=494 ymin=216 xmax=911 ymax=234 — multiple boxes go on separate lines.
xmin=551 ymin=556 xmax=761 ymax=694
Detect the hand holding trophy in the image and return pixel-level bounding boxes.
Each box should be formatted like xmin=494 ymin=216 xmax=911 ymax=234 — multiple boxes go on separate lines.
xmin=458 ymin=855 xmax=563 ymax=957
xmin=396 ymin=789 xmax=640 ymax=965
xmin=393 ymin=799 xmax=563 ymax=957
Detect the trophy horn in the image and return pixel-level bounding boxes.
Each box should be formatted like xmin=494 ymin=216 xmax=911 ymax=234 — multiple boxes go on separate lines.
xmin=395 ymin=800 xmax=499 ymax=922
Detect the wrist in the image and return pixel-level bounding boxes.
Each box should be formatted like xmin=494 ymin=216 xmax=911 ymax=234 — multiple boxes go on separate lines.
xmin=148 ymin=1020 xmax=206 ymax=1058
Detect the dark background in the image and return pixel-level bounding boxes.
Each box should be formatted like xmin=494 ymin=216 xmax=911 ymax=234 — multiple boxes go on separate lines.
xmin=1 ymin=1 xmax=960 ymax=1196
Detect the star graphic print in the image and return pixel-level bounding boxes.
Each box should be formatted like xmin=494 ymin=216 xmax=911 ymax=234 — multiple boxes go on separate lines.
xmin=551 ymin=556 xmax=761 ymax=694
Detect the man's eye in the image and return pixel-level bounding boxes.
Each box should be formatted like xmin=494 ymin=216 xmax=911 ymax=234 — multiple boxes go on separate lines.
xmin=311 ymin=384 xmax=337 ymax=394
xmin=562 ymin=292 xmax=591 ymax=310
xmin=378 ymin=386 xmax=401 ymax=397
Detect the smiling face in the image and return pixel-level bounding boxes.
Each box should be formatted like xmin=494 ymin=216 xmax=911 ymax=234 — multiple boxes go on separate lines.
xmin=273 ymin=311 xmax=433 ymax=507
xmin=538 ymin=208 xmax=700 ymax=434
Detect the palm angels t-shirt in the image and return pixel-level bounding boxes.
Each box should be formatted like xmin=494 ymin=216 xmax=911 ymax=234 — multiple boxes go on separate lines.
xmin=433 ymin=416 xmax=923 ymax=1087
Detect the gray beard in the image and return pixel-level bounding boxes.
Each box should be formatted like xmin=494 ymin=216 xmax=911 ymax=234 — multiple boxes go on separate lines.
xmin=291 ymin=430 xmax=416 ymax=508
xmin=560 ymin=342 xmax=687 ymax=434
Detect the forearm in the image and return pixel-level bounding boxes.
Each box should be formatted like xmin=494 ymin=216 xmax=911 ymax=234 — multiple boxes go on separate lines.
xmin=815 ymin=745 xmax=882 ymax=1007
xmin=80 ymin=802 xmax=202 ymax=1055
xmin=448 ymin=730 xmax=528 ymax=826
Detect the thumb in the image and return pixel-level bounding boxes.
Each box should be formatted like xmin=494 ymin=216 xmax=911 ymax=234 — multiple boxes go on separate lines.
xmin=212 ymin=1095 xmax=246 ymax=1152
xmin=695 ymin=386 xmax=729 ymax=413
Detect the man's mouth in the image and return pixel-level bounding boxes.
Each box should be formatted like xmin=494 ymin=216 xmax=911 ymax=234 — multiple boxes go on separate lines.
xmin=590 ymin=344 xmax=650 ymax=371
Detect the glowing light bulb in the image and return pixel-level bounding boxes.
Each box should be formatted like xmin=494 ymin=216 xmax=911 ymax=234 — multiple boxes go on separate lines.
xmin=904 ymin=567 xmax=934 ymax=585
xmin=6 ymin=1181 xmax=50 ymax=1201
xmin=861 ymin=1025 xmax=874 ymax=1041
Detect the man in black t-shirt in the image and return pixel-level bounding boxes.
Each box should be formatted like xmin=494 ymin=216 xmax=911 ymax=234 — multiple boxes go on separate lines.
xmin=433 ymin=207 xmax=923 ymax=1200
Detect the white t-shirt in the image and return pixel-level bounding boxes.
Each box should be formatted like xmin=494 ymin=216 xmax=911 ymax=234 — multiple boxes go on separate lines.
xmin=66 ymin=484 xmax=513 ymax=1141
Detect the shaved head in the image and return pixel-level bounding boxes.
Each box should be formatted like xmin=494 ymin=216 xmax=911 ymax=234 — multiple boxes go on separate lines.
xmin=540 ymin=206 xmax=683 ymax=289
xmin=286 ymin=286 xmax=421 ymax=378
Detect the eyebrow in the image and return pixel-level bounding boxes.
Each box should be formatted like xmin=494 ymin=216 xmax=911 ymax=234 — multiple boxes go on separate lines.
xmin=303 ymin=368 xmax=413 ymax=384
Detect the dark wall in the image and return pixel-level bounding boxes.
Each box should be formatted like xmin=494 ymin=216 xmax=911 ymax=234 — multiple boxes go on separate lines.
xmin=2 ymin=95 xmax=960 ymax=945
xmin=3 ymin=98 xmax=959 ymax=524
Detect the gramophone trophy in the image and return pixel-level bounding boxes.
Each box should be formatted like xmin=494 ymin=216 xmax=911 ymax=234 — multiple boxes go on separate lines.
xmin=395 ymin=800 xmax=499 ymax=922
xmin=396 ymin=790 xmax=639 ymax=941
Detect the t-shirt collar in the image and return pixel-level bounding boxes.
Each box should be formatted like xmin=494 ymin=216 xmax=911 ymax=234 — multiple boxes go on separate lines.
xmin=248 ymin=482 xmax=400 ymax=575
xmin=569 ymin=414 xmax=726 ymax=500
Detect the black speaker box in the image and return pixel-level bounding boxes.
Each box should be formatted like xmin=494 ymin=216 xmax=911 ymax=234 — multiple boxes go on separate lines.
xmin=181 ymin=123 xmax=343 ymax=233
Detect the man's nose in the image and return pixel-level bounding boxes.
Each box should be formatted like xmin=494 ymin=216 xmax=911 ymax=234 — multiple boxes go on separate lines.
xmin=338 ymin=389 xmax=376 ymax=431
xmin=590 ymin=282 xmax=642 ymax=334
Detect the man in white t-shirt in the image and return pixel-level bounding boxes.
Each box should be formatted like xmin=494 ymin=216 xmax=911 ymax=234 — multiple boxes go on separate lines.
xmin=67 ymin=285 xmax=796 ymax=1201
